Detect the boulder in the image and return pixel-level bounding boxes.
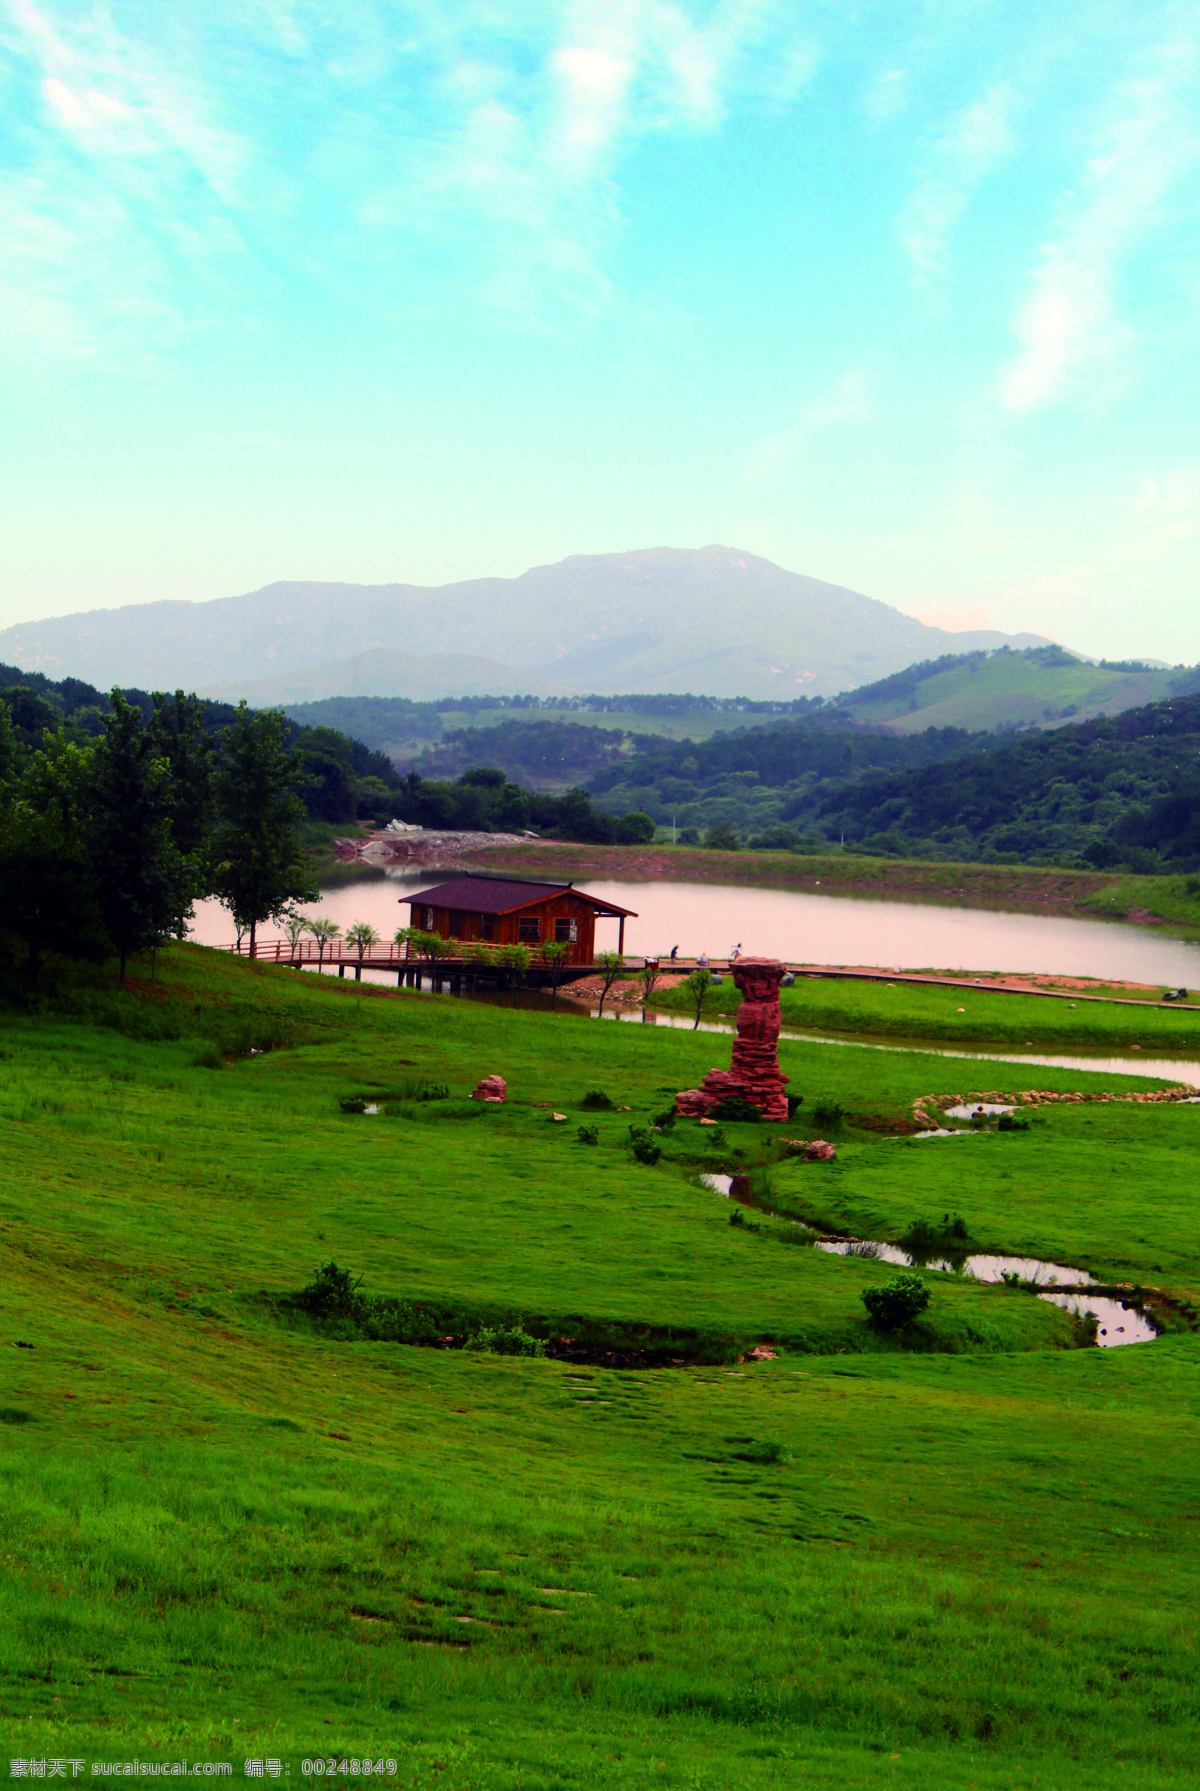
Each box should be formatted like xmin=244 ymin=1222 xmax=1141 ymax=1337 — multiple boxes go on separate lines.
xmin=469 ymin=1074 xmax=507 ymax=1104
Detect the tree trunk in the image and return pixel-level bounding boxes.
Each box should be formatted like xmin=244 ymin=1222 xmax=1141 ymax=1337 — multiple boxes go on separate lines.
xmin=249 ymin=918 xmax=257 ymax=959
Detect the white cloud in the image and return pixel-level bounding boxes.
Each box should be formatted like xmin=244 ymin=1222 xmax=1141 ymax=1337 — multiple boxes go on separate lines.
xmin=999 ymin=39 xmax=1199 ymax=412
xmin=898 ymin=82 xmax=1017 ymax=279
xmin=744 ymin=369 xmax=877 ymax=483
xmin=865 ymin=66 xmax=907 ymax=122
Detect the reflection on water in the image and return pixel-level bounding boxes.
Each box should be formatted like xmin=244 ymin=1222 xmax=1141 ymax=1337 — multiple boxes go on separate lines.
xmin=1038 ymin=1293 xmax=1159 ymax=1345
xmin=815 ymin=1239 xmax=1095 ymax=1286
xmin=187 ymin=871 xmax=1200 ymax=1086
xmin=696 ymin=1181 xmax=1154 ymax=1347
xmin=190 ymin=865 xmax=1200 ymax=985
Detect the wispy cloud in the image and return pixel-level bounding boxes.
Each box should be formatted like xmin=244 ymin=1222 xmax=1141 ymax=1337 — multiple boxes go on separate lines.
xmin=0 ymin=0 xmax=812 ymax=354
xmin=999 ymin=37 xmax=1199 ymax=412
xmin=898 ymin=81 xmax=1017 ymax=280
xmin=744 ymin=369 xmax=877 ymax=483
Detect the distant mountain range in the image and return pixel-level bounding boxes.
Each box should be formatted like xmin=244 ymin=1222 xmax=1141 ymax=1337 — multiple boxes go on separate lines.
xmin=0 ymin=546 xmax=1055 ymax=702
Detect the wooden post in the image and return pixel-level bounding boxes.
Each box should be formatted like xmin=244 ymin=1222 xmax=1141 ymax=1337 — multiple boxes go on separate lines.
xmin=618 ymin=916 xmax=625 ymax=955
xmin=354 ymin=965 xmax=362 ymax=981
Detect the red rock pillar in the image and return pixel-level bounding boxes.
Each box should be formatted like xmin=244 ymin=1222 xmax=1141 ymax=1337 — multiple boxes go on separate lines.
xmin=674 ymin=957 xmax=790 ymax=1122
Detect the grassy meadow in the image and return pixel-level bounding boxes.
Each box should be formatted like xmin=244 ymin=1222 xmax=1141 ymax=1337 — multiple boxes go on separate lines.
xmin=654 ymin=970 xmax=1200 ymax=1059
xmin=2 ymin=948 xmax=1199 ymax=1786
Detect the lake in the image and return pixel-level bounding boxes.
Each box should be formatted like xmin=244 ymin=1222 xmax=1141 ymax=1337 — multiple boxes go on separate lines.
xmin=189 ymin=866 xmax=1200 ymax=987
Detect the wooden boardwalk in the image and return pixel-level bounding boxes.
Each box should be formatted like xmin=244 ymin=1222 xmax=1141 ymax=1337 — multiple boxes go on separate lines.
xmin=222 ymin=938 xmax=633 ymax=988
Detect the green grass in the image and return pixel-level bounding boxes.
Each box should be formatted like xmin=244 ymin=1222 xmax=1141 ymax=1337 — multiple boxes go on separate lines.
xmin=2 ymin=947 xmax=1199 ymax=1785
xmin=654 ymin=970 xmax=1200 ymax=1058
xmin=844 ymin=654 xmax=1182 ymax=735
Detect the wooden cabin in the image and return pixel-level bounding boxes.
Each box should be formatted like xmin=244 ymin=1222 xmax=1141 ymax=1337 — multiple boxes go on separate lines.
xmin=403 ymin=873 xmax=636 ymax=965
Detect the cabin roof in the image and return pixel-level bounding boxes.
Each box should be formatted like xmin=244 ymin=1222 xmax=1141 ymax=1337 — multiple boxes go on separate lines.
xmin=404 ymin=873 xmax=637 ymax=919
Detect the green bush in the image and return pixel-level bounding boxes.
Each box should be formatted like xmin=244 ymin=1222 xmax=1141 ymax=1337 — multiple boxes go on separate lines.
xmin=300 ymin=1260 xmax=361 ymax=1317
xmin=466 ymin=1325 xmax=545 ymax=1357
xmin=628 ymin=1126 xmax=662 ymax=1166
xmin=906 ymin=1213 xmax=969 ymax=1253
xmin=812 ymin=1099 xmax=844 ymax=1131
xmin=581 ymin=1088 xmax=614 ymax=1110
xmin=710 ymin=1095 xmax=762 ymax=1123
xmin=191 ymin=1041 xmax=224 ymax=1071
xmin=577 ymin=1124 xmax=600 ymax=1145
xmin=861 ymin=1274 xmax=931 ymax=1333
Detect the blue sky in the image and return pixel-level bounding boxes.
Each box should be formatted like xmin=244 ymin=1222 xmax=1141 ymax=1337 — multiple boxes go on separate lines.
xmin=1 ymin=1 xmax=1198 ymax=662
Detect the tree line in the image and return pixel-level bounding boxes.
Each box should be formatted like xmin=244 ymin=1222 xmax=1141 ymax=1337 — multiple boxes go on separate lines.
xmin=0 ymin=690 xmax=320 ymax=984
xmin=0 ymin=678 xmax=657 ymax=988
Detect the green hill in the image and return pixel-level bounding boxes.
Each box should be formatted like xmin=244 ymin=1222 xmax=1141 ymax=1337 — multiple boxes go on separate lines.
xmin=838 ymin=645 xmax=1199 ymax=734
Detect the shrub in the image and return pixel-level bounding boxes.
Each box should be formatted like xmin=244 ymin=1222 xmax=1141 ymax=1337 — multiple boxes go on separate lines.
xmin=339 ymin=1095 xmax=368 ymax=1113
xmin=786 ymin=1094 xmax=804 ymax=1117
xmin=998 ymin=1112 xmax=1030 ymax=1132
xmin=577 ymin=1124 xmax=600 ymax=1145
xmin=300 ymin=1260 xmax=361 ymax=1317
xmin=732 ymin=1436 xmax=791 ymax=1465
xmin=581 ymin=1088 xmax=614 ymax=1110
xmin=191 ymin=1041 xmax=224 ymax=1071
xmin=628 ymin=1126 xmax=662 ymax=1166
xmin=466 ymin=1325 xmax=545 ymax=1357
xmin=861 ymin=1273 xmax=931 ymax=1333
xmin=906 ymin=1213 xmax=969 ymax=1253
xmin=710 ymin=1095 xmax=762 ymax=1123
xmin=811 ymin=1099 xmax=844 ymax=1131
xmin=652 ymin=1107 xmax=677 ymax=1130
xmin=705 ymin=823 xmax=740 ymax=850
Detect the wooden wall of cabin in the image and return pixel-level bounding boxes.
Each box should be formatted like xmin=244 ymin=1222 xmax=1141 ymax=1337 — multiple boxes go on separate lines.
xmin=408 ymin=893 xmax=602 ymax=962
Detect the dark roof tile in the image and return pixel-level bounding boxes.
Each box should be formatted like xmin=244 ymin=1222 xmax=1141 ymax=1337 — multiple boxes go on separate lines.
xmin=404 ymin=876 xmax=635 ymax=917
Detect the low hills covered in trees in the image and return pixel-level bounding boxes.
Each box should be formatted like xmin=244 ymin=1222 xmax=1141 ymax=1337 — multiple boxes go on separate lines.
xmin=0 ymin=669 xmax=656 ymax=983
xmin=585 ymin=691 xmax=1200 ymax=871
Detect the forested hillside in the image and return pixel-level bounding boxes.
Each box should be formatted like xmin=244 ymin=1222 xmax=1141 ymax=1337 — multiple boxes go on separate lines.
xmin=0 ymin=661 xmax=403 ymax=828
xmin=586 ymin=692 xmax=1200 ymax=871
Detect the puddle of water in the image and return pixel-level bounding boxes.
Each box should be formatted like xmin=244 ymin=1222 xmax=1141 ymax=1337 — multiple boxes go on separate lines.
xmin=1037 ymin=1293 xmax=1159 ymax=1346
xmin=581 ymin=1010 xmax=1200 ymax=1087
xmin=945 ymin=1103 xmax=1016 ymax=1118
xmin=698 ymin=1173 xmax=1155 ymax=1346
xmin=906 ymin=1127 xmax=983 ymax=1139
xmin=363 ymin=1103 xmax=381 ymax=1115
xmin=814 ymin=1238 xmax=1095 ymax=1286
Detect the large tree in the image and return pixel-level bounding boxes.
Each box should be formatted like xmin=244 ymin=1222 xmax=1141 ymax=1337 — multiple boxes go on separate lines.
xmin=88 ymin=692 xmax=195 ymax=984
xmin=211 ymin=704 xmax=316 ymax=955
xmin=0 ymin=729 xmax=109 ymax=980
xmin=148 ymin=690 xmax=216 ymax=861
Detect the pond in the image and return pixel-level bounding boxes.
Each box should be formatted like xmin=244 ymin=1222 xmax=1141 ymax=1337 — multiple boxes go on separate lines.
xmin=698 ymin=1176 xmax=1158 ymax=1346
xmin=191 ymin=866 xmax=1200 ymax=985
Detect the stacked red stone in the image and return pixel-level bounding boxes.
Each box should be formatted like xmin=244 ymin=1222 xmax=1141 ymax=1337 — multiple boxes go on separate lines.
xmin=675 ymin=957 xmax=790 ymax=1122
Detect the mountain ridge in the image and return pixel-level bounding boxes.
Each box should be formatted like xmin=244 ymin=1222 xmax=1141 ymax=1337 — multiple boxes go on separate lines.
xmin=0 ymin=545 xmax=1054 ymax=701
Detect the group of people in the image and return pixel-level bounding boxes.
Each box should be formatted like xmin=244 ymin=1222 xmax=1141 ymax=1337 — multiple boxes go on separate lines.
xmin=659 ymin=943 xmax=742 ymax=967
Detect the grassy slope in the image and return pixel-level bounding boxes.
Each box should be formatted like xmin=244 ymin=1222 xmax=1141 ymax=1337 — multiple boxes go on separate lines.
xmin=655 ymin=972 xmax=1200 ymax=1056
xmin=470 ymin=839 xmax=1200 ymax=930
xmin=2 ymin=949 xmax=1199 ymax=1785
xmin=436 ymin=707 xmax=784 ymax=743
xmin=844 ymin=656 xmax=1180 ymax=735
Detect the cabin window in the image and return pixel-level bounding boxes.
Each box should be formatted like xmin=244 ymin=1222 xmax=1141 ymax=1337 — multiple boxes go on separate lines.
xmin=555 ymin=917 xmax=578 ymax=943
xmin=422 ymin=906 xmax=435 ymax=930
xmin=479 ymin=914 xmax=495 ymax=940
xmin=448 ymin=911 xmax=465 ymax=938
xmin=518 ymin=916 xmax=541 ymax=942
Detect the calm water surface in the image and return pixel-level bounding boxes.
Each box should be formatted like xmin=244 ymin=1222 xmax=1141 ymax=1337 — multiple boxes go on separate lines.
xmin=191 ymin=867 xmax=1200 ymax=984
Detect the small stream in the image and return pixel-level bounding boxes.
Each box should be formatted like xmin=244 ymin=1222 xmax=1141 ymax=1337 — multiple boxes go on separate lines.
xmin=698 ymin=1174 xmax=1158 ymax=1346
